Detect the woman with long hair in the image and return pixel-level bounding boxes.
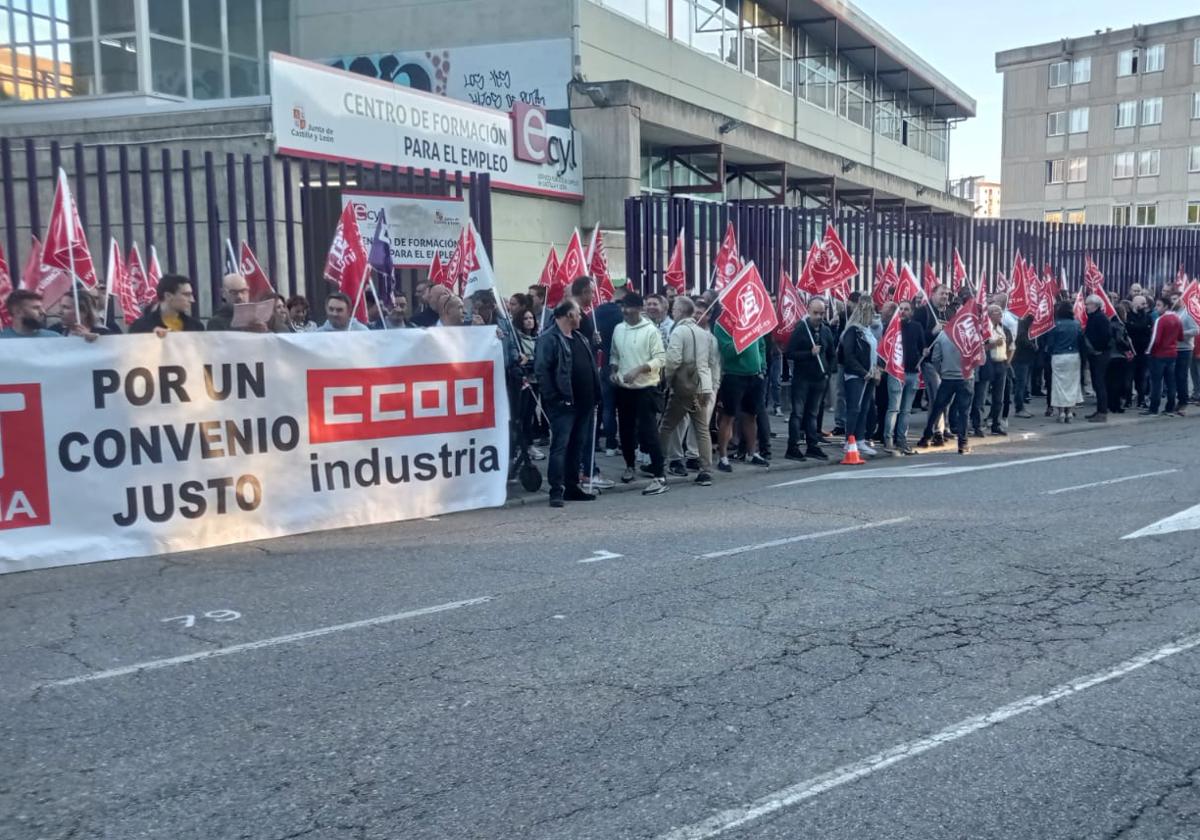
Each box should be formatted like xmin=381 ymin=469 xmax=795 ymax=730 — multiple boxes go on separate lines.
xmin=838 ymin=299 xmax=881 ymax=455
xmin=1044 ymin=300 xmax=1084 ymax=422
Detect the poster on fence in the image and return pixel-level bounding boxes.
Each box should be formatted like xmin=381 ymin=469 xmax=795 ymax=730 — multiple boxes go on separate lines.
xmin=0 ymin=328 xmax=509 ymax=574
xmin=342 ymin=190 xmax=466 ymax=268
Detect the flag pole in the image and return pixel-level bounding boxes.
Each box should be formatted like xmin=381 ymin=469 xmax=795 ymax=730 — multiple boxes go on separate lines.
xmin=351 ymin=262 xmax=369 ymax=325
xmin=225 ymin=238 xmax=239 ymax=274
xmin=366 ymin=271 xmax=388 ymax=330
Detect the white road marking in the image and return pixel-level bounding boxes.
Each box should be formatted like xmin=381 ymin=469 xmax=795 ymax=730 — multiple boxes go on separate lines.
xmin=578 ymin=550 xmax=625 ymax=564
xmin=1123 ymin=502 xmax=1200 ymax=540
xmin=699 ymin=518 xmax=910 ymax=560
xmin=1043 ymin=469 xmax=1178 ymax=496
xmin=40 ymin=597 xmax=493 ymax=689
xmin=655 ymin=629 xmax=1200 ymax=840
xmin=770 ymin=446 xmax=1129 ymax=488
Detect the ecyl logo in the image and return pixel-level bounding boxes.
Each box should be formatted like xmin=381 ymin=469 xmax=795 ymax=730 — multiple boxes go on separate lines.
xmin=511 ymin=102 xmax=576 ymax=177
xmin=0 ymin=384 xmax=51 ymax=530
xmin=307 ymin=362 xmax=494 ymax=444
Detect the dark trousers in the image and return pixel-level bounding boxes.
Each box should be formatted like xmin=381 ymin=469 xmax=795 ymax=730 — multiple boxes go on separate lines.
xmin=925 ymin=378 xmax=971 ymax=444
xmin=615 ymin=386 xmax=664 ymax=477
xmin=547 ymin=405 xmax=589 ymax=499
xmin=599 ymin=375 xmax=618 ymax=449
xmin=1106 ymin=357 xmax=1127 ymax=412
xmin=1012 ymin=361 xmax=1032 ymax=412
xmin=1133 ymin=353 xmax=1150 ymax=404
xmin=788 ymin=377 xmax=827 ymax=452
xmin=1149 ymin=356 xmax=1177 ymax=413
xmin=1088 ymin=355 xmax=1110 ymax=415
xmin=1176 ymin=350 xmax=1192 ymax=404
xmin=970 ymin=363 xmax=994 ymax=431
xmin=989 ymin=362 xmax=1011 ymax=426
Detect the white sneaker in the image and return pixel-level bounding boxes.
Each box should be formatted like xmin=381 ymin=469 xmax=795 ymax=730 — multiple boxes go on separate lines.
xmin=528 ymin=446 xmax=546 ymax=461
xmin=642 ymin=477 xmax=668 ymax=496
xmin=604 ymin=448 xmax=619 ymax=457
xmin=859 ymin=443 xmax=878 ymax=456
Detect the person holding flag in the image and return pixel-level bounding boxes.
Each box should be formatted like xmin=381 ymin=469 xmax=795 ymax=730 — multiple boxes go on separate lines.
xmin=914 ymin=283 xmax=951 ymax=444
xmin=1082 ymin=295 xmax=1113 ymax=422
xmin=921 ymin=305 xmax=983 ymax=454
xmin=881 ymin=300 xmax=925 ymax=455
xmin=713 ymin=262 xmax=776 ymax=472
xmin=783 ymin=298 xmax=836 ymax=461
xmin=982 ymin=304 xmax=1015 ymax=434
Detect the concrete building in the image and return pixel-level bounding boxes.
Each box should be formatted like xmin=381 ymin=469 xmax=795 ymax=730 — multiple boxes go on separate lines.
xmin=996 ymin=15 xmax=1200 ymax=227
xmin=948 ymin=176 xmax=1002 ymax=218
xmin=0 ymin=0 xmax=975 ymax=309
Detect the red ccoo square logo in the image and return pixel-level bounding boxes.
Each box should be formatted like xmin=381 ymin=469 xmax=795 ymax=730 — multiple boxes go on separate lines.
xmin=307 ymin=362 xmax=495 ymax=444
xmin=0 ymin=384 xmax=51 ymax=530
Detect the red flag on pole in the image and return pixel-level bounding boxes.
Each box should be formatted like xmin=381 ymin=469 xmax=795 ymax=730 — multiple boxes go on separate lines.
xmin=870 ymin=260 xmax=895 ymax=311
xmin=945 ymin=305 xmax=986 ymax=380
xmin=715 ymin=261 xmax=778 ymax=353
xmin=21 ymin=235 xmax=71 ymax=306
xmin=1082 ymin=254 xmax=1116 ymax=318
xmin=1072 ymin=286 xmax=1087 ymax=329
xmin=796 ymin=241 xmax=821 ymax=295
xmin=1174 ymin=264 xmax=1188 ymax=293
xmin=42 ymin=168 xmax=98 ymax=291
xmin=1028 ymin=277 xmax=1055 ymax=340
xmin=108 ymin=238 xmax=141 ymax=325
xmin=428 ymin=250 xmax=451 ymax=289
xmin=892 ymin=261 xmax=921 ymax=303
xmin=807 ymin=224 xmax=859 ymax=294
xmin=550 ymin=228 xmax=586 ymax=308
xmin=922 ymin=262 xmax=941 ymax=301
xmin=585 ymin=224 xmax=615 ymax=304
xmin=127 ymin=243 xmax=151 ymax=308
xmin=994 ymin=270 xmax=1010 ymax=296
xmin=536 ymin=245 xmax=559 ymax=291
xmin=0 ymin=243 xmax=12 ymax=328
xmin=712 ymin=221 xmax=743 ymax=291
xmin=323 ymin=201 xmax=371 ymax=323
xmin=1008 ymin=251 xmax=1031 ymax=318
xmin=147 ymin=245 xmax=163 ymax=306
xmin=240 ymin=241 xmax=275 ymax=300
xmin=1181 ymin=279 xmax=1200 ymax=325
xmin=664 ymin=235 xmax=687 ymax=295
xmin=773 ymin=264 xmax=806 ymax=347
xmin=952 ymin=248 xmax=967 ymax=294
xmin=877 ymin=312 xmax=905 ymax=381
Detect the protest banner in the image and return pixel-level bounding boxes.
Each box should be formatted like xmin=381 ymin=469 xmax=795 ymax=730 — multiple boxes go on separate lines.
xmin=0 ymin=329 xmax=509 ymax=574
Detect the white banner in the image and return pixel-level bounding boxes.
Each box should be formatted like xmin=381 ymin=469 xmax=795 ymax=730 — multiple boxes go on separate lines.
xmin=271 ymin=53 xmax=582 ymax=200
xmin=342 ymin=191 xmax=466 ymax=268
xmin=0 ymin=329 xmax=510 ymax=574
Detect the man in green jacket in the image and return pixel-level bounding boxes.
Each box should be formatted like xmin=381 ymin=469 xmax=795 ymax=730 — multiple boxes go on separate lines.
xmin=714 ymin=322 xmax=767 ymax=472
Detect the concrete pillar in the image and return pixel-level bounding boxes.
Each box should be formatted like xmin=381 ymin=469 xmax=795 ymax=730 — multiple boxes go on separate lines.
xmin=572 ymin=102 xmax=640 ymax=230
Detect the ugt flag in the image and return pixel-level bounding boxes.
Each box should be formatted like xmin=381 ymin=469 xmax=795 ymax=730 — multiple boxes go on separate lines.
xmin=946 ymin=305 xmax=986 ymax=380
xmin=712 ymin=221 xmax=743 ymax=291
xmin=877 ymin=311 xmax=905 ymax=381
xmin=240 ymin=241 xmax=276 ymax=301
xmin=42 ymin=168 xmax=98 ymax=290
xmin=773 ymin=264 xmax=806 ymax=347
xmin=550 ymin=228 xmax=586 ymax=308
xmin=664 ymin=235 xmax=687 ymax=295
xmin=715 ymin=261 xmax=778 ymax=353
xmin=806 ymin=224 xmax=858 ymax=294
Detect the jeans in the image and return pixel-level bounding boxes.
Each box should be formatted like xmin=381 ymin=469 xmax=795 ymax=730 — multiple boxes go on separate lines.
xmin=921 ymin=361 xmax=943 ymax=434
xmin=1088 ymin=354 xmax=1110 ymax=415
xmin=767 ymin=352 xmax=783 ymax=410
xmin=885 ymin=372 xmax=919 ymax=446
xmin=1176 ymin=350 xmax=1192 ymax=404
xmin=599 ymin=374 xmax=618 ymax=450
xmin=788 ymin=377 xmax=827 ymax=452
xmin=547 ymin=404 xmax=589 ymax=499
xmin=660 ymin=392 xmax=713 ymax=472
xmin=927 ymin=379 xmax=972 ymax=446
xmin=970 ymin=363 xmax=994 ymax=431
xmin=615 ymin=386 xmax=664 ymax=477
xmin=1149 ymin=356 xmax=1177 ymax=413
xmin=842 ymin=375 xmax=875 ymax=442
xmin=1012 ymin=361 xmax=1031 ymax=412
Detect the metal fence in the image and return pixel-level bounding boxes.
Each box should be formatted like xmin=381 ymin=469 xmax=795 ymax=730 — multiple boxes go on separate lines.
xmin=625 ymin=195 xmax=1200 ymax=297
xmin=0 ymin=136 xmax=494 ymax=315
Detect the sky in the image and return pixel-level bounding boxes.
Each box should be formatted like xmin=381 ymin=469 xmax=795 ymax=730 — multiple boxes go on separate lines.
xmin=856 ymin=0 xmax=1200 ymax=181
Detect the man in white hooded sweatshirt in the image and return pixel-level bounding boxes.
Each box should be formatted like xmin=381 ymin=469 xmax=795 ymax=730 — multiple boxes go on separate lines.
xmin=610 ymin=293 xmax=668 ymax=495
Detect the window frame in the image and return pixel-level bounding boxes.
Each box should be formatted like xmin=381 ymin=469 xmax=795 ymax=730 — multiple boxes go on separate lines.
xmin=1190 ymin=146 xmax=1200 ymax=174
xmin=1047 ymin=110 xmax=1065 ymax=136
xmin=1143 ymin=43 xmax=1165 ymax=73
xmin=1113 ymin=152 xmax=1136 ymax=179
xmin=1112 ymin=205 xmax=1132 ymax=227
xmin=1044 ymin=210 xmax=1064 ymax=224
xmin=1188 ymin=202 xmax=1200 ymax=226
xmin=1048 ymin=60 xmax=1069 ymax=88
xmin=1135 ymin=203 xmax=1158 ymax=227
xmin=1071 ymin=57 xmax=1091 ymax=84
xmin=1137 ymin=149 xmax=1161 ymax=177
xmin=1116 ymin=100 xmax=1137 ymax=129
xmin=1117 ymin=48 xmax=1138 ymax=76
xmin=1066 ymin=208 xmax=1086 ymax=225
xmin=1068 ymin=107 xmax=1088 ymax=134
xmin=1193 ymin=93 xmax=1200 ymax=120
xmin=1067 ymin=156 xmax=1088 ymax=183
xmin=1141 ymin=97 xmax=1162 ymax=126
xmin=1046 ymin=159 xmax=1065 ymax=185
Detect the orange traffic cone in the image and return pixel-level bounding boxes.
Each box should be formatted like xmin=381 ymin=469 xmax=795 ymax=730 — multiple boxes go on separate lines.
xmin=841 ymin=435 xmax=866 ymax=466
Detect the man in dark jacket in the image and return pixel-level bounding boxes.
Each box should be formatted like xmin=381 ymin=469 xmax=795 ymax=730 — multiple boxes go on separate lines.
xmin=1125 ymin=295 xmax=1153 ymax=407
xmin=534 ymin=299 xmax=601 ymax=507
xmin=128 ymin=275 xmax=205 ymax=335
xmin=206 ymin=273 xmax=271 ymax=332
xmin=1084 ymin=296 xmax=1113 ymax=422
xmin=784 ymin=299 xmax=836 ymax=460
xmin=914 ymin=284 xmax=950 ymax=441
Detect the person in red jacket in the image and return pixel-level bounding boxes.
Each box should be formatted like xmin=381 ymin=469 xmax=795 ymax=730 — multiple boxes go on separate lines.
xmin=1142 ymin=297 xmax=1184 ymax=416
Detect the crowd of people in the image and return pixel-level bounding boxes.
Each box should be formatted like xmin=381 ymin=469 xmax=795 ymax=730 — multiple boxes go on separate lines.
xmin=5 ymin=271 xmax=1196 ymax=511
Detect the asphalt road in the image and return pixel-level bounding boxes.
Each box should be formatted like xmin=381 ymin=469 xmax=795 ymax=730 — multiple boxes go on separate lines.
xmin=5 ymin=415 xmax=1200 ymax=840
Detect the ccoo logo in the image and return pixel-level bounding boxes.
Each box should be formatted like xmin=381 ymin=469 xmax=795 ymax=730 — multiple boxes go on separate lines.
xmin=0 ymin=384 xmax=51 ymax=530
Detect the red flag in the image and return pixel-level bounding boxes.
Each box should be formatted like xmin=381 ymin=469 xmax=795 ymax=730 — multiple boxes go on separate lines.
xmin=1181 ymin=280 xmax=1200 ymax=325
xmin=922 ymin=262 xmax=942 ymax=301
xmin=797 ymin=242 xmax=822 ymax=295
xmin=1028 ymin=277 xmax=1055 ymax=340
xmin=0 ymin=243 xmax=11 ymax=328
xmin=127 ymin=243 xmax=150 ymax=307
xmin=1174 ymin=264 xmax=1188 ymax=293
xmin=443 ymin=226 xmax=471 ymax=296
xmin=995 ymin=270 xmax=1010 ymax=296
xmin=536 ymin=245 xmax=559 ymax=291
xmin=428 ymin=250 xmax=451 ymax=289
xmin=1073 ymin=286 xmax=1087 ymax=329
xmin=1042 ymin=265 xmax=1061 ymax=300
xmin=42 ymin=168 xmax=98 ymax=290
xmin=807 ymin=224 xmax=858 ymax=294
xmin=239 ymin=241 xmax=275 ymax=300
xmin=945 ymin=305 xmax=986 ymax=380
xmin=21 ymin=236 xmax=42 ymax=290
xmin=712 ymin=222 xmax=743 ymax=291
xmin=108 ymin=238 xmax=140 ymax=325
xmin=878 ymin=311 xmax=905 ymax=381
xmin=715 ymin=261 xmax=778 ymax=353
xmin=323 ymin=201 xmax=370 ymax=322
xmin=892 ymin=261 xmax=921 ymax=303
xmin=773 ymin=264 xmax=806 ymax=347
xmin=1008 ymin=251 xmax=1031 ymax=318
xmin=973 ymin=271 xmax=990 ymax=317
xmin=1082 ymin=255 xmax=1116 ymax=318
xmin=586 ymin=225 xmax=616 ymax=304
xmin=147 ymin=246 xmax=163 ymax=306
xmin=664 ymin=235 xmax=687 ymax=295
xmin=21 ymin=234 xmax=71 ymax=306
xmin=952 ymin=249 xmax=967 ymax=294
xmin=550 ymin=228 xmax=587 ymax=308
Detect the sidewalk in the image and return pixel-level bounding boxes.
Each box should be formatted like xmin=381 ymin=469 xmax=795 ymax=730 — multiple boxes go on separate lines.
xmin=505 ymin=396 xmax=1188 ymax=507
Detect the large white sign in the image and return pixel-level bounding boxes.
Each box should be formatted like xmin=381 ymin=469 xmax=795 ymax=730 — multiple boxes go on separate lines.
xmin=327 ymin=38 xmax=572 ymax=112
xmin=343 ymin=190 xmax=466 ymax=268
xmin=0 ymin=329 xmax=509 ymax=574
xmin=271 ymin=54 xmax=582 ymax=200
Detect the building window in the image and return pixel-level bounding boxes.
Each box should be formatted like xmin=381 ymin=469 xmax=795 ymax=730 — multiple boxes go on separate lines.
xmin=1069 ymin=107 xmax=1088 ymax=134
xmin=1190 ymin=146 xmax=1200 ymax=173
xmin=1047 ymin=110 xmax=1065 ymax=136
xmin=1046 ymin=159 xmax=1065 ymax=184
xmin=1142 ymin=97 xmax=1162 ymax=126
xmin=1116 ymin=100 xmax=1137 ymax=128
xmin=1189 ymin=202 xmax=1200 ymax=225
xmin=1112 ymin=205 xmax=1132 ymax=227
xmin=1193 ymin=93 xmax=1200 ymax=120
xmin=1195 ymin=37 xmax=1200 ymax=65
xmin=1066 ymin=208 xmax=1086 ymax=225
xmin=1044 ymin=210 xmax=1064 ymax=223
xmin=1048 ymin=60 xmax=1069 ymax=87
xmin=1071 ymin=57 xmax=1091 ymax=84
xmin=1067 ymin=157 xmax=1088 ymax=183
xmin=1118 ymin=48 xmax=1138 ymax=76
xmin=1113 ymin=152 xmax=1135 ymax=179
xmin=1138 ymin=149 xmax=1161 ymax=177
xmin=1136 ymin=204 xmax=1158 ymax=226
xmin=592 ymin=0 xmax=669 ymax=33
xmin=1143 ymin=43 xmax=1165 ymax=73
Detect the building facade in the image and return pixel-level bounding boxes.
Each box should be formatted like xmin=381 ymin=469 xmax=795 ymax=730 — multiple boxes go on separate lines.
xmin=948 ymin=176 xmax=1001 ymax=218
xmin=996 ymin=16 xmax=1200 ymax=227
xmin=0 ymin=0 xmax=975 ymax=309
